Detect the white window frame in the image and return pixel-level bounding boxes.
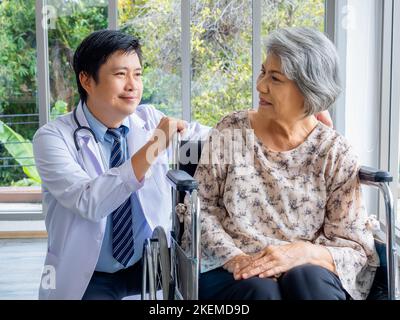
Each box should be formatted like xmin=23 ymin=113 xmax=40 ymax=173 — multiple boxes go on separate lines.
xmin=326 ymin=0 xmax=398 ymax=232
xmin=378 ymin=0 xmax=400 ymax=235
xmin=385 ymin=0 xmax=400 ymax=232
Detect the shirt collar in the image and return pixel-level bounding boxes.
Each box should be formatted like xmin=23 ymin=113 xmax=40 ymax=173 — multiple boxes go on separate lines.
xmin=82 ymin=102 xmax=130 ymax=143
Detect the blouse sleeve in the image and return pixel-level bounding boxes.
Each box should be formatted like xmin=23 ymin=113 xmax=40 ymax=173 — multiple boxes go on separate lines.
xmin=315 ymin=142 xmax=379 ymax=299
xmin=181 ymin=124 xmax=244 ymax=273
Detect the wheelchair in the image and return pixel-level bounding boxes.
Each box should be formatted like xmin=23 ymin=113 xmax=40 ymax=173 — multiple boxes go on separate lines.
xmin=141 ymin=135 xmax=399 ymax=300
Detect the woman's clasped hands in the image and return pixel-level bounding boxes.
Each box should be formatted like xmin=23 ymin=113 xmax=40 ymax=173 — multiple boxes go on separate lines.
xmin=223 ymin=242 xmax=313 ymax=281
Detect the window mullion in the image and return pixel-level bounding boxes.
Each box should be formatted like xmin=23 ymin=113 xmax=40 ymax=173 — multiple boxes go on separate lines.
xmin=181 ymin=0 xmax=191 ymax=122
xmin=389 ymin=0 xmax=400 ymax=224
xmin=252 ymin=0 xmax=261 ymax=109
xmin=35 ymin=0 xmax=50 ymax=128
xmin=108 ymin=0 xmax=118 ymax=30
xmin=325 ymin=0 xmax=348 ymax=136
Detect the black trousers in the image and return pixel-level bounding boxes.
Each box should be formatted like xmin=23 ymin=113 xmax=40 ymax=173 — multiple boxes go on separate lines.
xmin=199 ymin=264 xmax=349 ymax=300
xmin=82 ymin=260 xmax=143 ymax=300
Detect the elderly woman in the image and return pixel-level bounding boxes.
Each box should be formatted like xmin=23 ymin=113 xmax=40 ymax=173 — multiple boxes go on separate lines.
xmin=182 ymin=27 xmax=379 ymax=300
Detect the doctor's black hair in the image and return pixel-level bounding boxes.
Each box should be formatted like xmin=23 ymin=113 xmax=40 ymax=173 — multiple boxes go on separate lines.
xmin=72 ymin=29 xmax=143 ymax=103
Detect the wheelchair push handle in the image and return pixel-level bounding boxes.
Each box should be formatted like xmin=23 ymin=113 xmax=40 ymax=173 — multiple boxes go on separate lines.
xmin=167 ymin=170 xmax=199 ymax=192
xmin=359 ymin=166 xmax=393 ymax=183
xmin=171 ymin=133 xmax=182 ymax=170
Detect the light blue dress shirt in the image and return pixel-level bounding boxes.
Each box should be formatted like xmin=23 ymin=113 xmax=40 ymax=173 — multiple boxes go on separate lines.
xmin=82 ymin=103 xmax=152 ymax=273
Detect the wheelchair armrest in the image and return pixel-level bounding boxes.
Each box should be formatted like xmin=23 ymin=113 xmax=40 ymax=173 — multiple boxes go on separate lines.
xmin=167 ymin=169 xmax=199 ymax=192
xmin=359 ymin=166 xmax=393 ymax=183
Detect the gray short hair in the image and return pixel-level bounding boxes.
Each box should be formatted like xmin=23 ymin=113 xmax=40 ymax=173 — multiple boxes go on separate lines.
xmin=265 ymin=27 xmax=341 ymax=116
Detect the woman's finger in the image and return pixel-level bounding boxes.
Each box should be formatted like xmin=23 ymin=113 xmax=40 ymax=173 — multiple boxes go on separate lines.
xmin=233 ymin=258 xmax=254 ymax=278
xmin=240 ymin=257 xmax=276 ymax=279
xmin=259 ymin=265 xmax=285 ymax=278
xmin=252 ymin=253 xmax=274 ymax=267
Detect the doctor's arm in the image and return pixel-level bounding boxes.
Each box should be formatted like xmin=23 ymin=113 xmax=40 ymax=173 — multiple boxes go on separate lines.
xmin=33 ymin=118 xmax=184 ymax=222
xmin=131 ymin=116 xmax=186 ymax=181
xmin=176 ymin=110 xmax=329 ymax=142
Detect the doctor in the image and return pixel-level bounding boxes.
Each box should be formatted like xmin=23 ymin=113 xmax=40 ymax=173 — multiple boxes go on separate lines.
xmin=33 ymin=29 xmax=208 ymax=300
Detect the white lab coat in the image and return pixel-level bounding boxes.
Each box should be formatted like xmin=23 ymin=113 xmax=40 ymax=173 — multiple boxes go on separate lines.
xmin=33 ymin=101 xmax=209 ymax=300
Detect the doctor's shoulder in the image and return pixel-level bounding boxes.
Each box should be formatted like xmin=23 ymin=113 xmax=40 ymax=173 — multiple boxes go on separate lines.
xmin=32 ymin=112 xmax=75 ymax=145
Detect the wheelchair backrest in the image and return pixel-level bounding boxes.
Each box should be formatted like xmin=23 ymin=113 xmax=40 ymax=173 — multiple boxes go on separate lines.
xmin=178 ymin=140 xmax=205 ymax=177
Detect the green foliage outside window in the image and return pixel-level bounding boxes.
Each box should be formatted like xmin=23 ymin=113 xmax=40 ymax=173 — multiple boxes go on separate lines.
xmin=0 ymin=0 xmax=107 ymax=186
xmin=0 ymin=0 xmax=324 ymax=186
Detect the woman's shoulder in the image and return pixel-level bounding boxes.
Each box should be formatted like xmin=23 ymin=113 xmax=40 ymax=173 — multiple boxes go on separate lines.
xmin=316 ymin=123 xmax=359 ymax=166
xmin=214 ymin=110 xmax=250 ymax=131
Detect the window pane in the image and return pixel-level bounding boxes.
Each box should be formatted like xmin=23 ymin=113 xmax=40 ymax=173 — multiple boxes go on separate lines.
xmin=119 ymin=0 xmax=182 ymax=118
xmin=262 ymin=0 xmax=325 ymax=33
xmin=191 ymin=0 xmax=252 ymax=127
xmin=261 ymin=0 xmax=325 ymax=65
xmin=0 ymin=0 xmax=41 ymax=216
xmin=190 ymin=1 xmax=325 ymax=128
xmin=398 ymin=106 xmax=400 ymax=222
xmin=47 ymin=0 xmax=108 ymax=119
xmin=341 ymin=0 xmax=382 ymax=217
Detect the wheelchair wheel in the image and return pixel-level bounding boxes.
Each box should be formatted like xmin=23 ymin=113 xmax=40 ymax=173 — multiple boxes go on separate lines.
xmin=151 ymin=226 xmax=171 ymax=300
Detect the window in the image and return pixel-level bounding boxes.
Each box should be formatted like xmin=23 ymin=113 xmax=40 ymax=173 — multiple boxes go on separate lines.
xmin=326 ymin=0 xmax=386 ymax=219
xmin=191 ymin=0 xmax=252 ymax=126
xmin=0 ymin=0 xmax=326 ymax=221
xmin=47 ymin=0 xmax=108 ymax=119
xmin=262 ymin=0 xmax=325 ymax=32
xmin=117 ymin=1 xmax=325 ymax=127
xmin=0 ymin=0 xmax=42 ymax=220
xmin=391 ymin=1 xmax=400 ymax=224
xmin=0 ymin=0 xmax=108 ymax=222
xmin=118 ymin=0 xmax=182 ymax=118
xmin=5 ymin=0 xmax=397 ymax=227
xmin=377 ymin=0 xmax=400 ymax=227
xmin=190 ymin=0 xmax=325 ymax=127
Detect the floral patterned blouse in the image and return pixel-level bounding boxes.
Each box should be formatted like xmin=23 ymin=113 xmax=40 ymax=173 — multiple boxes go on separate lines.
xmin=181 ymin=110 xmax=379 ymax=300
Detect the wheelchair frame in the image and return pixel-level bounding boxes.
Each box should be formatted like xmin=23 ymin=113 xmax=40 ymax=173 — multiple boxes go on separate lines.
xmin=142 ymin=136 xmax=399 ymax=300
xmin=142 ymin=135 xmax=201 ymax=300
xmin=359 ymin=167 xmax=398 ymax=299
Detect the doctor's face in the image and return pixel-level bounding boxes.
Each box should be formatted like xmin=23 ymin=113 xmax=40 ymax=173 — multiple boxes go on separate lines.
xmin=82 ymin=50 xmax=143 ymax=122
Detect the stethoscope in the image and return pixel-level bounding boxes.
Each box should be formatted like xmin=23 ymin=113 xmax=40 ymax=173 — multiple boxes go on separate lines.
xmin=73 ymin=106 xmax=98 ymax=151
xmin=72 ymin=104 xmax=108 ymax=170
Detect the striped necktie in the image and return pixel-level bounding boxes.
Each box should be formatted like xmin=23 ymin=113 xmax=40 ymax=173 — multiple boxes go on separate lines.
xmin=107 ymin=128 xmax=134 ymax=267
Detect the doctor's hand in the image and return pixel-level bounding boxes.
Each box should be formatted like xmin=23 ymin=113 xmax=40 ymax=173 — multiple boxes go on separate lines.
xmin=153 ymin=116 xmax=187 ymax=151
xmin=315 ymin=110 xmax=333 ymax=128
xmin=131 ymin=116 xmax=186 ymax=182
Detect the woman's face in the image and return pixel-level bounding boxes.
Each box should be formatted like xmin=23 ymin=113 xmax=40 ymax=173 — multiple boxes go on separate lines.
xmin=256 ymin=54 xmax=305 ymax=121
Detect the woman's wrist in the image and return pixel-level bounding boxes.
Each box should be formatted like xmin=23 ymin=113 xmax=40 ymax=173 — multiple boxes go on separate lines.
xmin=305 ymin=242 xmax=337 ymax=274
